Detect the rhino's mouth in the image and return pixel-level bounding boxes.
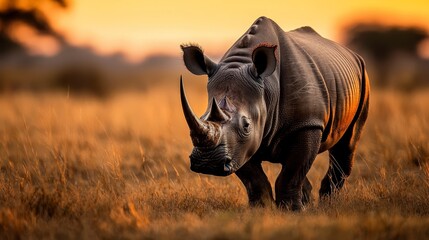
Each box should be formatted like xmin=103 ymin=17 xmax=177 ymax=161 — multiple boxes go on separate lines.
xmin=189 ymin=144 xmax=237 ymax=176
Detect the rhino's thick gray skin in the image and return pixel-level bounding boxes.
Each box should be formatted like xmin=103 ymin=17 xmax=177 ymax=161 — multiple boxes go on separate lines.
xmin=180 ymin=16 xmax=370 ymax=211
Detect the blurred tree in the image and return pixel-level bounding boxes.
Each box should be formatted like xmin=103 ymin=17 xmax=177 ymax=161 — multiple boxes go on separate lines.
xmin=0 ymin=0 xmax=68 ymax=55
xmin=344 ymin=23 xmax=429 ymax=89
xmin=345 ymin=24 xmax=428 ymax=61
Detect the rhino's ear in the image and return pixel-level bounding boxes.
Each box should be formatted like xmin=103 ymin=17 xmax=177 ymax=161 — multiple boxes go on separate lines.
xmin=181 ymin=44 xmax=217 ymax=76
xmin=251 ymin=45 xmax=277 ymax=78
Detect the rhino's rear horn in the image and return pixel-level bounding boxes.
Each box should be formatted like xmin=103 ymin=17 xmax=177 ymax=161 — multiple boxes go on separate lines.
xmin=207 ymin=98 xmax=229 ymax=122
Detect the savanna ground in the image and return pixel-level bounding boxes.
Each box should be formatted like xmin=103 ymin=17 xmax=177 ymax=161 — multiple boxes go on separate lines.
xmin=1 ymin=81 xmax=429 ymax=239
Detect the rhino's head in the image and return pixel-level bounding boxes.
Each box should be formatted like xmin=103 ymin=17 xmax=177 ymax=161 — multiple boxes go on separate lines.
xmin=180 ymin=44 xmax=277 ymax=176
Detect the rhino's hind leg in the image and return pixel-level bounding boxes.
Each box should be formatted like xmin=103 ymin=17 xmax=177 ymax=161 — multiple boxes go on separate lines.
xmin=275 ymin=129 xmax=322 ymax=211
xmin=319 ymin=142 xmax=354 ymax=197
xmin=319 ymin=99 xmax=369 ymax=198
xmin=235 ymin=160 xmax=274 ymax=207
xmin=302 ymin=176 xmax=313 ymax=205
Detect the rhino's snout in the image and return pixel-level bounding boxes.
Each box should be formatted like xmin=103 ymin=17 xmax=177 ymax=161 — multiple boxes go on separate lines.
xmin=189 ymin=146 xmax=234 ymax=176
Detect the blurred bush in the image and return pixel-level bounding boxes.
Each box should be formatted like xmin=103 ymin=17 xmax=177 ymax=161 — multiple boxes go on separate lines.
xmin=53 ymin=64 xmax=108 ymax=97
xmin=0 ymin=46 xmax=186 ymax=97
xmin=344 ymin=23 xmax=429 ymax=90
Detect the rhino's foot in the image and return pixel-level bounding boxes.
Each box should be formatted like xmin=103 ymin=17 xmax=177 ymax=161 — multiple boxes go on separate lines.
xmin=275 ymin=188 xmax=305 ymax=211
xmin=277 ymin=184 xmax=312 ymax=210
xmin=319 ymin=173 xmax=348 ymax=199
xmin=276 ymin=198 xmax=304 ymax=211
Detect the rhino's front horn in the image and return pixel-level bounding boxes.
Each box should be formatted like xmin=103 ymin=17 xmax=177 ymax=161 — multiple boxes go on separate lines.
xmin=180 ymin=76 xmax=221 ymax=147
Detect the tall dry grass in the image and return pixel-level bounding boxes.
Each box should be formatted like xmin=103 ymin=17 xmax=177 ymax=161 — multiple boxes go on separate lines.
xmin=0 ymin=85 xmax=428 ymax=239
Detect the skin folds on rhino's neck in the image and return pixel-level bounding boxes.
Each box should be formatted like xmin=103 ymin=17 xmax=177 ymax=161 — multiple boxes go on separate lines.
xmin=260 ymin=73 xmax=281 ymax=147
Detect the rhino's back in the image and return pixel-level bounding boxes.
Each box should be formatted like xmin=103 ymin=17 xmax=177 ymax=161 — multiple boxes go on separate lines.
xmin=278 ymin=26 xmax=364 ymax=147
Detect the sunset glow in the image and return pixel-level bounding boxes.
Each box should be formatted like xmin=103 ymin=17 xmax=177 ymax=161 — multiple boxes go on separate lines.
xmin=35 ymin=0 xmax=429 ymax=61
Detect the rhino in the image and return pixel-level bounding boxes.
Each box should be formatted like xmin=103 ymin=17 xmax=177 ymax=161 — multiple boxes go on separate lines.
xmin=180 ymin=16 xmax=370 ymax=210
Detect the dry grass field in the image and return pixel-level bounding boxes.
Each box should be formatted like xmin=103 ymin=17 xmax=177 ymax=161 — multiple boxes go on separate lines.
xmin=0 ymin=83 xmax=429 ymax=239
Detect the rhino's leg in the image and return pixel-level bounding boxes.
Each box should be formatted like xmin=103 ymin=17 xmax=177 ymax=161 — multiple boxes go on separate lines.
xmin=275 ymin=129 xmax=322 ymax=211
xmin=319 ymin=144 xmax=353 ymax=197
xmin=302 ymin=176 xmax=313 ymax=205
xmin=319 ymin=100 xmax=369 ymax=198
xmin=235 ymin=160 xmax=274 ymax=207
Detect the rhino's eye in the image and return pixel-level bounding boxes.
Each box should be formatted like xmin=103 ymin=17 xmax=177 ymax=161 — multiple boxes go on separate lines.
xmin=241 ymin=116 xmax=251 ymax=134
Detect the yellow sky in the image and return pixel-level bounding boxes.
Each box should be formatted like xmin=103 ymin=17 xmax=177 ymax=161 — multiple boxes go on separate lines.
xmin=46 ymin=0 xmax=429 ymax=61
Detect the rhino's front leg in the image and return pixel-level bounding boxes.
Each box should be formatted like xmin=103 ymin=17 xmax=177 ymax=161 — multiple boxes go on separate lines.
xmin=235 ymin=160 xmax=274 ymax=207
xmin=275 ymin=129 xmax=321 ymax=211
